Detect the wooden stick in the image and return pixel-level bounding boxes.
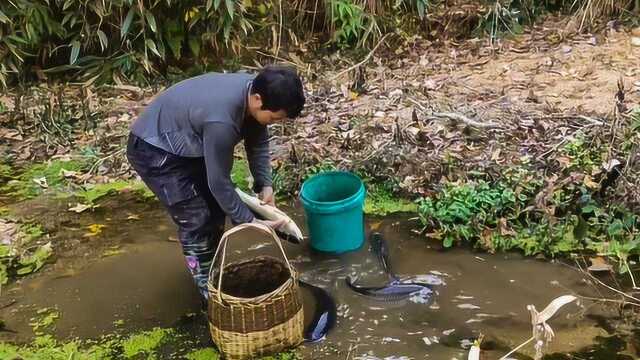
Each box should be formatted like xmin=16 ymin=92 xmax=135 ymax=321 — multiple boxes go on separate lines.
xmin=499 ymin=336 xmax=534 ymax=360
xmin=329 ymin=33 xmax=391 ymax=81
xmin=407 ymin=96 xmax=501 ymax=129
xmin=430 ymin=111 xmax=501 ymax=129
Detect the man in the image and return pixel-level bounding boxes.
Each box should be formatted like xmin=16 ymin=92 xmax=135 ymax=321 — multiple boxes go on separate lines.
xmin=126 ymin=66 xmax=305 ymax=299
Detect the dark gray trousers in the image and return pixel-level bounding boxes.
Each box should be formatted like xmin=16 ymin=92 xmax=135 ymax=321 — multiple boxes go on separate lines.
xmin=126 ymin=133 xmax=225 ymax=298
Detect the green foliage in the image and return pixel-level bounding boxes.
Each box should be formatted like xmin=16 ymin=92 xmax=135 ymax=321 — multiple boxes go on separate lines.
xmin=30 ymin=308 xmax=60 ymax=335
xmin=0 ymin=163 xmax=12 ymax=181
xmin=16 ymin=242 xmax=53 ymax=276
xmin=0 ymin=334 xmax=117 ymax=360
xmin=231 ymin=158 xmax=252 ymax=192
xmin=19 ymin=222 xmax=45 ymax=244
xmin=122 ymin=327 xmax=173 ymax=358
xmin=185 ymin=348 xmax=220 ymax=360
xmin=0 ymin=0 xmax=251 ymax=85
xmin=328 ymin=0 xmax=373 ymax=47
xmin=418 ymin=179 xmax=519 ymax=248
xmin=0 ymin=331 xmax=297 ymax=360
xmin=365 ymin=191 xmax=417 ymax=216
xmin=0 ymin=160 xmax=86 ymax=200
xmin=560 ymin=132 xmax=604 ymax=172
xmin=76 ymin=180 xmax=155 ymax=204
xmin=0 ymin=219 xmax=50 ymax=284
xmin=418 ymin=167 xmax=640 ymax=268
xmin=364 ymin=183 xmax=417 ymax=216
xmin=260 ymin=351 xmax=301 ymax=360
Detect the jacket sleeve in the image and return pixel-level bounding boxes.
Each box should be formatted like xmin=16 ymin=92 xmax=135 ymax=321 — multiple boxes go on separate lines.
xmin=203 ymin=122 xmax=255 ymax=225
xmin=243 ymin=120 xmax=273 ymax=194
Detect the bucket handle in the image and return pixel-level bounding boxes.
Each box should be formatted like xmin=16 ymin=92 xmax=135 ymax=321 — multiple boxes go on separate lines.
xmin=209 ymin=222 xmax=295 ymax=302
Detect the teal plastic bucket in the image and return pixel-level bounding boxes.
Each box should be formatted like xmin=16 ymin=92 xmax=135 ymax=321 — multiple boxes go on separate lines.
xmin=300 ymin=171 xmax=366 ymax=253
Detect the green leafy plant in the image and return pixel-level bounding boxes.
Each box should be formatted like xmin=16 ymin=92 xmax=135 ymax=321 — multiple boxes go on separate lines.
xmin=328 ymin=0 xmax=367 ymax=47
xmin=418 ymin=180 xmax=518 ymax=248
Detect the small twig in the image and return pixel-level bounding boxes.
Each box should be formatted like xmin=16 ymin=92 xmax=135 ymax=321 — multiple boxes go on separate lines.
xmin=499 ymin=336 xmax=534 ymax=360
xmin=578 ymin=261 xmax=640 ymax=304
xmin=357 ymin=139 xmax=393 ymax=163
xmin=329 ymin=33 xmax=391 ymax=81
xmin=430 ymin=111 xmax=501 ymax=129
xmin=575 ymin=294 xmax=640 ymax=307
xmin=576 ymin=115 xmax=605 ymax=126
xmin=88 ymin=148 xmax=126 ymax=175
xmin=407 ymin=96 xmax=501 ymax=129
xmin=625 ymin=261 xmax=639 ymax=290
xmin=254 ymin=51 xmax=301 ymax=69
xmin=275 ymin=0 xmax=283 ymax=57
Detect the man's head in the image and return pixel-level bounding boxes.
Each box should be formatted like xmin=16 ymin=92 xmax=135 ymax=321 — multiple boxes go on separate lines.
xmin=247 ymin=66 xmax=305 ymax=125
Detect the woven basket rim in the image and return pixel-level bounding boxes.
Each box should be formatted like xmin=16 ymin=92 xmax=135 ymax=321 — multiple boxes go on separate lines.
xmin=208 ymin=255 xmax=298 ymax=303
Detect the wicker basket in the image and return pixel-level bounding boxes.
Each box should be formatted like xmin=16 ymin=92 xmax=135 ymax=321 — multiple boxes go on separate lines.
xmin=207 ymin=223 xmax=304 ymax=360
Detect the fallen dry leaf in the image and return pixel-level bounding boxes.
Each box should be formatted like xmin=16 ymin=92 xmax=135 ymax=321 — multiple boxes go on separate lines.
xmin=587 ymin=257 xmax=613 ymax=272
xmin=68 ymin=203 xmax=92 ymax=213
xmin=83 ymin=224 xmax=106 ymax=237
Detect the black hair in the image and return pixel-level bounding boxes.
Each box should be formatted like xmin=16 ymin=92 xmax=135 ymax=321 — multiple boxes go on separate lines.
xmin=251 ymin=65 xmax=305 ymax=118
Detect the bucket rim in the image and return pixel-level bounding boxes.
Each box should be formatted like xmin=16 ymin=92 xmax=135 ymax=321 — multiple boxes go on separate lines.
xmin=300 ymin=171 xmax=365 ymax=207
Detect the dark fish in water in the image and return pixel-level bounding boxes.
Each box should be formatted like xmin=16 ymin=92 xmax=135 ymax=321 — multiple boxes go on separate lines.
xmin=299 ymin=280 xmax=336 ymax=343
xmin=346 ymin=232 xmax=434 ymax=302
xmin=345 ymin=276 xmax=432 ymax=302
xmin=369 ymin=232 xmax=398 ymax=281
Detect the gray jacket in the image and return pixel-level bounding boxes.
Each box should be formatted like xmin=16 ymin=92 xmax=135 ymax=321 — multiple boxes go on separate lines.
xmin=130 ymin=73 xmax=271 ymax=224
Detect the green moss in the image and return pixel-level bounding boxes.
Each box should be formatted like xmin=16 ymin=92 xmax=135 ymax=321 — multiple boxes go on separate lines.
xmin=365 ymin=191 xmax=417 ymax=216
xmin=1 ymin=160 xmax=86 ymax=200
xmin=122 ymin=327 xmax=174 ymax=358
xmin=0 ymin=335 xmax=114 ymax=360
xmin=0 ymin=326 xmax=298 ymax=360
xmin=185 ymin=348 xmax=219 ymax=360
xmin=231 ymin=158 xmax=252 ymax=192
xmin=260 ymin=351 xmax=301 ymax=360
xmin=76 ymin=180 xmax=155 ymax=204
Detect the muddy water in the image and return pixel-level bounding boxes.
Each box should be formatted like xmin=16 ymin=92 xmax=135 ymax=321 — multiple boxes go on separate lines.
xmin=0 ymin=199 xmax=636 ymax=359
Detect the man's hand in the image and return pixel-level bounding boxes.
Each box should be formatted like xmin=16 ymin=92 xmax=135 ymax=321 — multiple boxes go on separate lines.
xmin=258 ymin=186 xmax=276 ymax=207
xmin=252 ymin=217 xmax=286 ymax=230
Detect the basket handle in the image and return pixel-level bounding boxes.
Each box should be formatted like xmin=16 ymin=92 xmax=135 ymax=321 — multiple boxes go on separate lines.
xmin=209 ymin=222 xmax=295 ymax=302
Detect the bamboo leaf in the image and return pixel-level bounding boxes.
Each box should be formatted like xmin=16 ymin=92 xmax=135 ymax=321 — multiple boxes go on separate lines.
xmin=61 ymin=12 xmax=74 ymax=26
xmin=225 ymin=0 xmax=235 ymax=19
xmin=206 ymin=0 xmax=213 ymax=12
xmin=97 ymin=30 xmax=108 ymax=52
xmin=121 ymin=8 xmax=136 ymax=39
xmin=0 ymin=9 xmax=10 ymax=24
xmin=145 ymin=39 xmax=161 ymax=57
xmin=63 ymin=0 xmax=74 ymax=11
xmin=69 ymin=40 xmax=81 ymax=65
xmin=188 ymin=37 xmax=200 ymax=57
xmin=214 ymin=0 xmax=222 ymax=10
xmin=417 ymin=0 xmax=426 ymax=19
xmin=145 ymin=11 xmax=157 ymax=33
